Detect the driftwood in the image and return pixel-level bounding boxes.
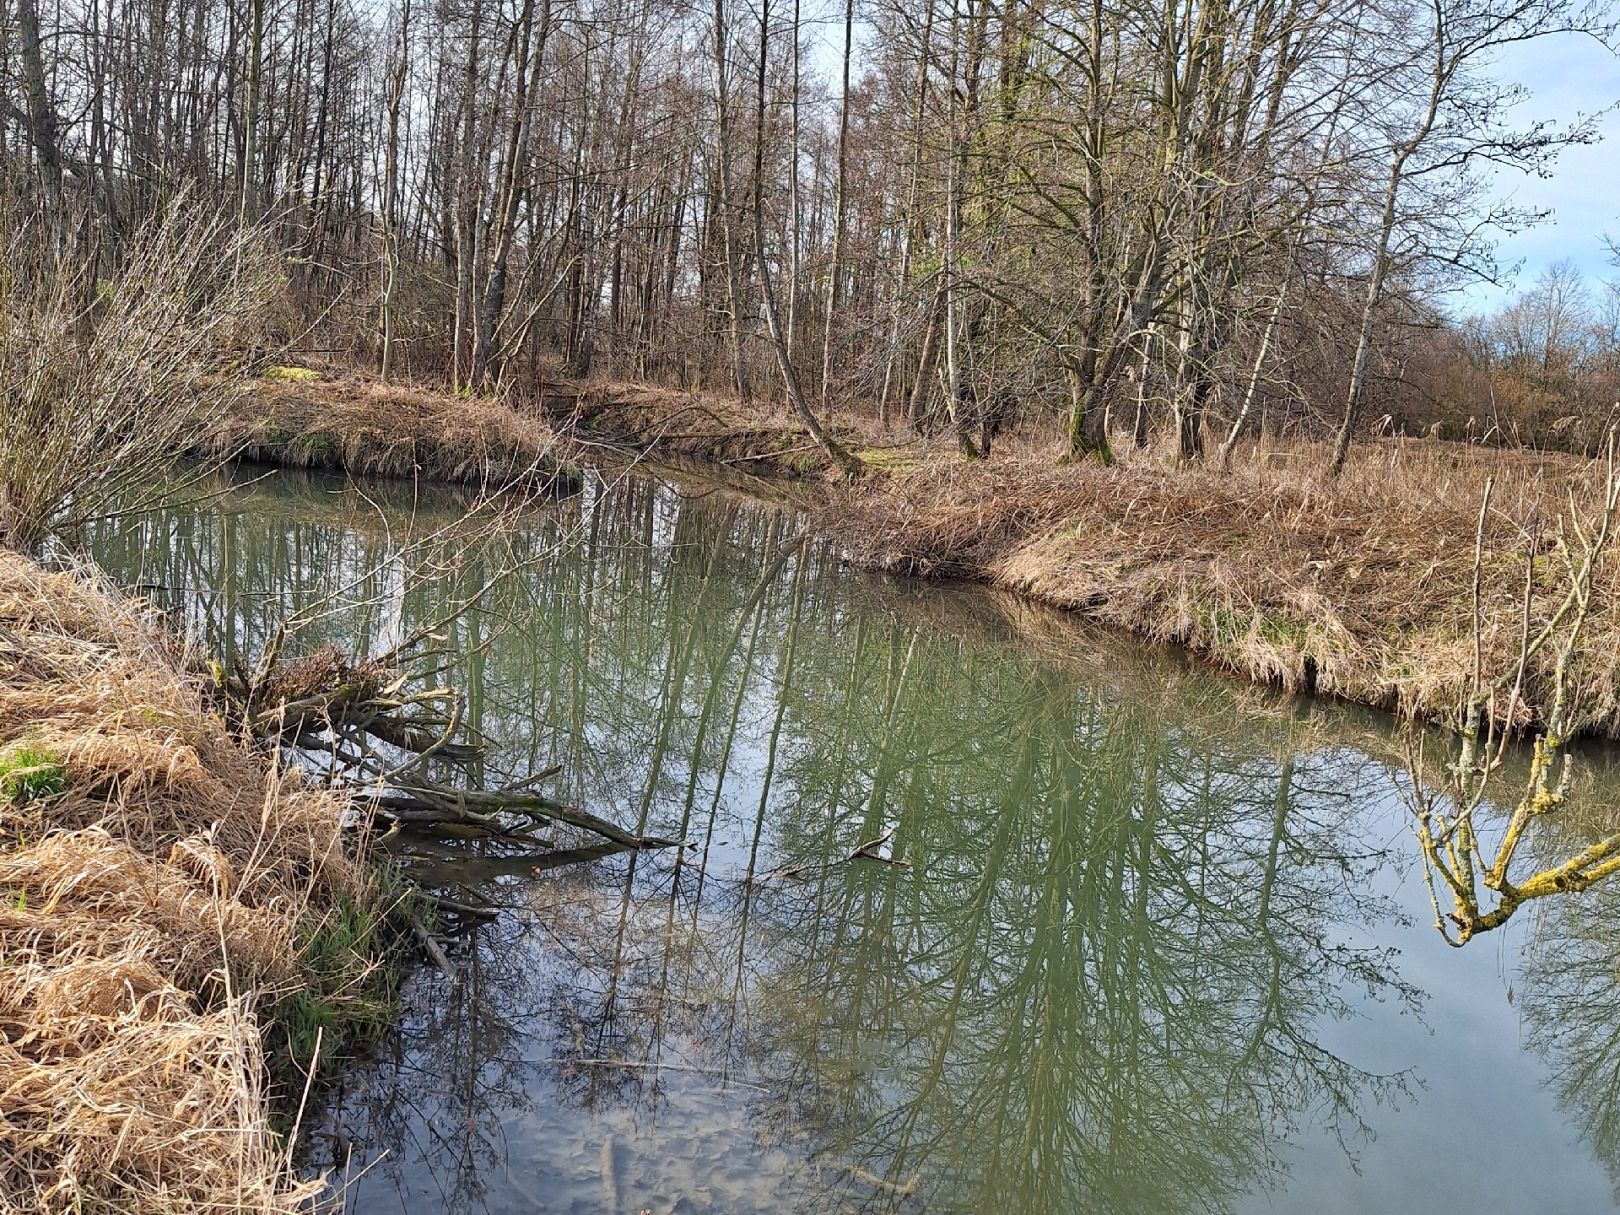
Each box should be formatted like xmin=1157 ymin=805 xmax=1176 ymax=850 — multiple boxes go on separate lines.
xmin=207 ymin=643 xmax=676 ymax=852
xmin=366 ymin=786 xmax=677 ymax=848
xmin=203 ymin=636 xmax=678 ymax=979
xmin=413 ymin=889 xmax=499 ymax=921
xmin=759 ymin=828 xmax=909 ymax=882
xmin=409 ymin=911 xmax=459 ymax=985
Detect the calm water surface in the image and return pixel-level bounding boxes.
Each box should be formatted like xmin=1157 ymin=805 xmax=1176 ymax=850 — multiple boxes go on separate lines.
xmin=89 ymin=466 xmax=1620 ymax=1214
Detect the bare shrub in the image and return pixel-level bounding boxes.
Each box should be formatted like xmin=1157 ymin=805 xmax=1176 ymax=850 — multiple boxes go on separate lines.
xmin=0 ymin=198 xmax=284 ymax=553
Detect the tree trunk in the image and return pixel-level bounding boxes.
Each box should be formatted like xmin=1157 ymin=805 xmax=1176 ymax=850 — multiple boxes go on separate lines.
xmin=1218 ymin=278 xmax=1288 ymax=469
xmin=379 ymin=0 xmax=412 ymax=381
xmin=473 ymin=0 xmax=551 ymax=387
xmin=710 ymin=0 xmax=750 ymax=403
xmin=16 ymin=0 xmax=64 ymax=240
xmin=817 ymin=0 xmax=854 ymax=415
xmin=749 ymin=0 xmax=862 ymax=476
xmin=239 ymin=0 xmax=265 ymax=224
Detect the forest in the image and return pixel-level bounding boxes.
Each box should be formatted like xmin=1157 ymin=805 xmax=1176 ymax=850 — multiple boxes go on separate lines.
xmin=10 ymin=0 xmax=1620 ymax=1212
xmin=3 ymin=0 xmax=1618 ymax=467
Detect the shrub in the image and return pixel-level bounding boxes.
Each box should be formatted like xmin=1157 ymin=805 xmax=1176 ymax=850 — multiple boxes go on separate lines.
xmin=0 ymin=196 xmax=284 ymax=553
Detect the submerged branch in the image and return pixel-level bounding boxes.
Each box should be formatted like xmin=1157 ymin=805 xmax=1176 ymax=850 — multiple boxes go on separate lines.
xmin=367 ymin=785 xmax=677 ymax=849
xmin=207 ymin=642 xmax=676 ymax=856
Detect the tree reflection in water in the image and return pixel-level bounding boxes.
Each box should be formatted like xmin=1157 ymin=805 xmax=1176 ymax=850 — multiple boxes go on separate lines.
xmin=85 ymin=466 xmax=1620 ymax=1215
xmin=1520 ymin=785 xmax=1620 ymax=1205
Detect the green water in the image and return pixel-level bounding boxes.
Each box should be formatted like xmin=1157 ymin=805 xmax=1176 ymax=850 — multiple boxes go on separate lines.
xmin=89 ymin=465 xmax=1620 ymax=1214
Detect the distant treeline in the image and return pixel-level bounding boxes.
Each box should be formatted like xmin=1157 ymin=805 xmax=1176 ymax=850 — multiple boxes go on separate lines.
xmin=1407 ymin=262 xmax=1620 ymax=454
xmin=2 ymin=0 xmax=1616 ymax=467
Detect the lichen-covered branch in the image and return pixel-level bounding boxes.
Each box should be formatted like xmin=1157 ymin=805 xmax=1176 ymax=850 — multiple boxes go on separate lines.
xmin=1408 ymin=436 xmax=1620 ymax=944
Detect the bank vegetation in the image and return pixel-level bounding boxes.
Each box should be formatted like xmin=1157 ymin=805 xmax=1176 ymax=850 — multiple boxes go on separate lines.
xmin=0 ymin=553 xmax=392 ymax=1212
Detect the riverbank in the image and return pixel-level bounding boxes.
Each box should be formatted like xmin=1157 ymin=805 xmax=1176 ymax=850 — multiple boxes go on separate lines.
xmin=219 ymin=370 xmax=875 ymax=484
xmin=830 ymin=440 xmax=1620 ymax=737
xmin=0 ymin=552 xmax=394 ymax=1212
xmin=204 ymin=370 xmax=583 ymax=493
xmin=221 ymin=369 xmax=1620 ymax=739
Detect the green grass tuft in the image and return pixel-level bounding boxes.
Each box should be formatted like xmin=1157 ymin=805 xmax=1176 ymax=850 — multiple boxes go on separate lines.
xmin=263 ymin=364 xmax=322 ymax=383
xmin=0 ymin=744 xmax=65 ymax=804
xmin=270 ymin=864 xmax=411 ymax=1102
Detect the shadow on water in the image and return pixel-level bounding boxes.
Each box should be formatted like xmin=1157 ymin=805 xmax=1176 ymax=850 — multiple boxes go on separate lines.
xmin=85 ymin=464 xmax=1620 ymax=1214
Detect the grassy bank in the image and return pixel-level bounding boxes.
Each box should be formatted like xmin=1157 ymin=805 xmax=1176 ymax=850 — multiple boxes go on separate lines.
xmin=830 ymin=440 xmax=1620 ymax=738
xmin=0 ymin=552 xmax=395 ymax=1212
xmin=205 ymin=371 xmax=582 ymax=493
xmin=221 ymin=370 xmax=1620 ymax=740
xmin=221 ymin=369 xmax=864 ymax=483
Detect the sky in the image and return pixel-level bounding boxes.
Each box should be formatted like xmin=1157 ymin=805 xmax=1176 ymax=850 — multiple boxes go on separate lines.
xmin=1454 ymin=32 xmax=1620 ymax=316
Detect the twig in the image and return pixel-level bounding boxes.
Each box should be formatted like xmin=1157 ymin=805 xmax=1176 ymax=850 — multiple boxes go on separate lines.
xmin=409 ymin=912 xmax=458 ymax=986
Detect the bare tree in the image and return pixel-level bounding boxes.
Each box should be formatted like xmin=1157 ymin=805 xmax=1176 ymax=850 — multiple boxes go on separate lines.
xmin=749 ymin=0 xmax=863 ymax=475
xmin=1327 ymin=0 xmax=1612 ymax=477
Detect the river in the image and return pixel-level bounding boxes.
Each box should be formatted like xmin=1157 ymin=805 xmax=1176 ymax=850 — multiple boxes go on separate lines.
xmin=88 ymin=463 xmax=1620 ymax=1213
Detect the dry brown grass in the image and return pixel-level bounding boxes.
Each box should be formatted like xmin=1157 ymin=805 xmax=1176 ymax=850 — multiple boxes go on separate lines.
xmin=207 ymin=373 xmax=580 ymax=492
xmin=831 ymin=431 xmax=1620 ymax=737
xmin=214 ymin=368 xmax=879 ymax=488
xmin=0 ymin=551 xmax=384 ymax=1213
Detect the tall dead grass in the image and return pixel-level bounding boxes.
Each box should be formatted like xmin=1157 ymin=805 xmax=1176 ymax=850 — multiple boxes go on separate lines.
xmin=206 ymin=373 xmax=580 ymax=492
xmin=215 ymin=369 xmax=862 ymax=484
xmin=831 ymin=432 xmax=1620 ymax=738
xmin=0 ymin=551 xmax=384 ymax=1213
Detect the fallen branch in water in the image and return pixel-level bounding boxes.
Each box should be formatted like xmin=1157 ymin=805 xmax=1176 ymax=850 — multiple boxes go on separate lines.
xmin=850 ymin=828 xmax=907 ymax=865
xmin=210 ymin=643 xmax=475 ymax=766
xmin=813 ymin=1159 xmax=920 ymax=1198
xmin=1406 ymin=437 xmax=1620 ymax=944
xmin=413 ymin=889 xmax=500 ymax=922
xmin=761 ymin=828 xmax=909 ymax=882
xmin=366 ymin=783 xmax=678 ymax=849
xmin=207 ymin=645 xmax=675 ymax=854
xmin=408 ymin=912 xmax=459 ymax=986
